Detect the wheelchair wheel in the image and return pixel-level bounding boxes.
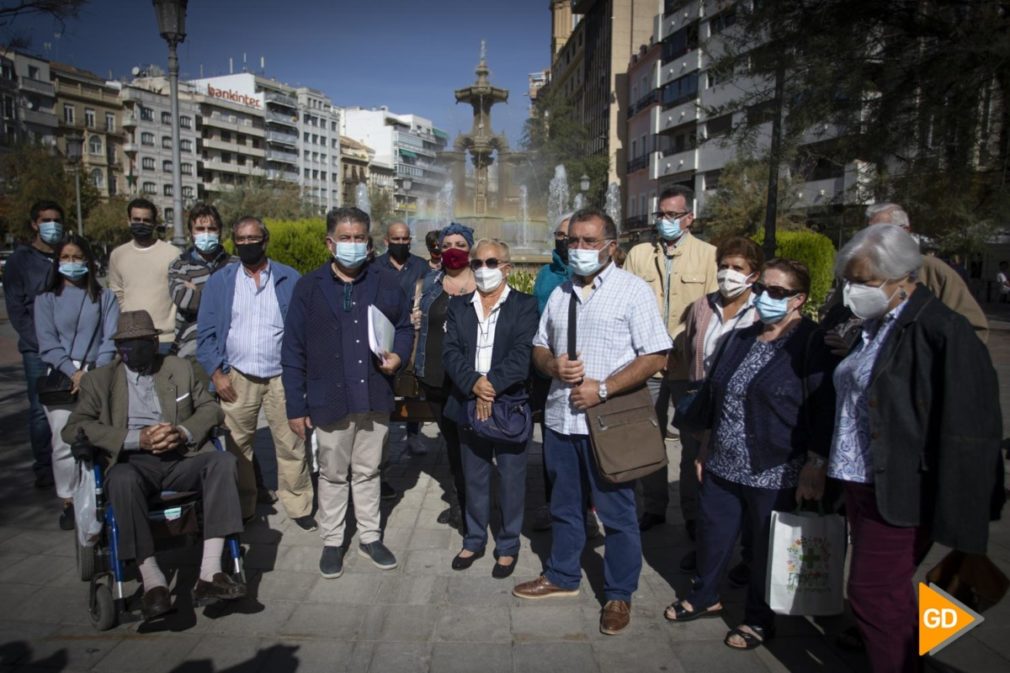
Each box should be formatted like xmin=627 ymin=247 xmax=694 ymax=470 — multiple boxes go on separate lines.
xmin=90 ymin=581 xmax=116 ymax=631
xmin=76 ymin=536 xmax=97 ymax=582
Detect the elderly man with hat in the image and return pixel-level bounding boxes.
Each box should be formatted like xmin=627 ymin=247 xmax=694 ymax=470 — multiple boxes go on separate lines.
xmin=63 ymin=310 xmax=245 ymax=621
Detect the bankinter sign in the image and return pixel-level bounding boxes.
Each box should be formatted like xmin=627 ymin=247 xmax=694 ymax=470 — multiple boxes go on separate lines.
xmin=206 ymin=85 xmax=261 ymax=109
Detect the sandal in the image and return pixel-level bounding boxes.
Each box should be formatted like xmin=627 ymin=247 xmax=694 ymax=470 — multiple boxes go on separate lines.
xmin=724 ymin=624 xmax=772 ymax=650
xmin=664 ymin=599 xmax=722 ymax=622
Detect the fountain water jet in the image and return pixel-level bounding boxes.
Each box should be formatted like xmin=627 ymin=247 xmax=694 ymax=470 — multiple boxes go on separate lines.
xmin=355 ymin=182 xmax=370 ymax=216
xmin=547 ymin=165 xmax=570 ymax=236
xmin=605 ymin=182 xmax=622 ymax=233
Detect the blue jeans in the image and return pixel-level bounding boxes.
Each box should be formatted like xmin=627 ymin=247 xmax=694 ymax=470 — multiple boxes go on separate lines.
xmin=22 ymin=352 xmax=53 ymax=477
xmin=460 ymin=429 xmax=527 ymax=556
xmin=688 ymin=472 xmax=794 ymax=629
xmin=543 ymin=428 xmax=641 ymax=602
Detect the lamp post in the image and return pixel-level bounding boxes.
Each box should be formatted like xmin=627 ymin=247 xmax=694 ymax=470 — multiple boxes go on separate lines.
xmin=579 ymin=173 xmax=590 ymax=195
xmin=153 ymin=0 xmax=188 ymax=248
xmin=65 ymin=133 xmax=84 ymax=236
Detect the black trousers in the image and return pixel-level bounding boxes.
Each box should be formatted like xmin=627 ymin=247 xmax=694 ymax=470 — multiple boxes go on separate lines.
xmin=105 ymin=450 xmax=243 ymax=562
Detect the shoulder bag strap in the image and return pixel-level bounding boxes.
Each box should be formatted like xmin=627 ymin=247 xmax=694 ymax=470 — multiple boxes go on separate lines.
xmin=406 ymin=278 xmax=425 ymax=367
xmin=567 ymin=289 xmax=577 ymax=360
xmin=78 ymin=295 xmax=105 ymax=370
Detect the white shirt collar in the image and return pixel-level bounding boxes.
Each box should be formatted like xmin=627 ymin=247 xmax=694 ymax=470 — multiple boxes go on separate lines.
xmin=471 ymin=284 xmax=511 ymax=315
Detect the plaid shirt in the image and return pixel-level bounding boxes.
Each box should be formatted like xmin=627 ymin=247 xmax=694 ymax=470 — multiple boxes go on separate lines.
xmin=168 ymin=247 xmax=235 ymax=358
xmin=534 ymin=262 xmax=672 ymax=435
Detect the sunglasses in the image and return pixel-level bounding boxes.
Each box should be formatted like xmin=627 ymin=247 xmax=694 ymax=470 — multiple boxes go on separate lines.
xmin=469 ymin=258 xmax=503 ymax=270
xmin=753 ymin=281 xmax=801 ymax=300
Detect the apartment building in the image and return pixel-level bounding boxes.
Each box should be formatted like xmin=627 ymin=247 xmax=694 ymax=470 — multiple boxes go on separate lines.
xmin=0 ymin=49 xmax=58 ymax=152
xmin=51 ymin=62 xmax=125 ymax=199
xmin=296 ymin=87 xmax=341 ymax=213
xmin=115 ymin=78 xmax=201 ymax=225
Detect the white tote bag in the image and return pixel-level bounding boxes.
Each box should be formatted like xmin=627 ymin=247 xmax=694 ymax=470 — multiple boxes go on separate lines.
xmin=73 ymin=463 xmax=102 ymax=548
xmin=766 ymin=510 xmax=846 ymax=616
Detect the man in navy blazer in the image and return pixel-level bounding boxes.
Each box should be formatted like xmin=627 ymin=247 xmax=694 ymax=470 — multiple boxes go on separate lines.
xmin=282 ymin=207 xmax=413 ymax=579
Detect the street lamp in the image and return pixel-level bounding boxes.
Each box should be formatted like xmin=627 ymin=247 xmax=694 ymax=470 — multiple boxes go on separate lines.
xmin=153 ymin=0 xmax=188 ymax=248
xmin=65 ymin=133 xmax=84 ymax=236
xmin=579 ymin=173 xmax=590 ymax=194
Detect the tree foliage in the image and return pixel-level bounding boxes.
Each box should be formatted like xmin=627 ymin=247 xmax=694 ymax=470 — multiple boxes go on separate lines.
xmin=368 ymin=185 xmax=395 ymax=231
xmin=706 ymin=0 xmax=1010 ymax=243
xmin=700 ymin=159 xmax=802 ymax=242
xmin=210 ymin=177 xmax=317 ymax=229
xmin=83 ymin=195 xmax=131 ymax=254
xmin=0 ymin=142 xmax=99 ymax=241
xmin=520 ymin=86 xmax=610 ymax=211
xmin=753 ymin=228 xmax=837 ymax=310
xmin=0 ymin=0 xmax=87 ymax=48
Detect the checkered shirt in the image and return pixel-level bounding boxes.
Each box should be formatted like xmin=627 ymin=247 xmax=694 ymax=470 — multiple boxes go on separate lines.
xmin=534 ymin=262 xmax=673 ymax=435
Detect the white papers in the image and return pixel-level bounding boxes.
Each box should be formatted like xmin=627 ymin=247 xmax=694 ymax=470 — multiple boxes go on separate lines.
xmin=367 ymin=305 xmax=395 ymax=361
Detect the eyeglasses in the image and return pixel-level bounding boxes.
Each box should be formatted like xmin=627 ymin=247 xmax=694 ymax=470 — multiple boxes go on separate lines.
xmin=753 ymin=282 xmax=801 ymax=300
xmin=652 ymin=210 xmax=691 ymax=220
xmin=469 ymin=258 xmax=504 ymax=270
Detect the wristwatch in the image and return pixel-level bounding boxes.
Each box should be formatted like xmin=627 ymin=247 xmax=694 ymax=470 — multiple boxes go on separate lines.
xmin=598 ymin=381 xmax=608 ymax=401
xmin=806 ymin=452 xmax=826 ymax=468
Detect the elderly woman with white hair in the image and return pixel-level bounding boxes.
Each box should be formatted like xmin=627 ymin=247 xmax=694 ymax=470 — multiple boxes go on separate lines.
xmin=829 ymin=223 xmax=1003 ymax=673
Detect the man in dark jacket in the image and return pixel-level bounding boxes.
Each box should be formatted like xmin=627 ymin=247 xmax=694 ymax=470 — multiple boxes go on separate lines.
xmin=4 ymin=200 xmax=64 ymax=487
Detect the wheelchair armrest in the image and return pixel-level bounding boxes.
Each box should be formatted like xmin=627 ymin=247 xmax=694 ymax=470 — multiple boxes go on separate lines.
xmin=70 ymin=428 xmax=96 ymax=464
xmin=209 ymin=426 xmax=231 ymax=440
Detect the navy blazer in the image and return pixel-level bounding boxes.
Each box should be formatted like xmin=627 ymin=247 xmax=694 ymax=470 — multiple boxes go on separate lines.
xmin=442 ymin=289 xmax=539 ymax=425
xmin=281 ymin=261 xmax=413 ymax=426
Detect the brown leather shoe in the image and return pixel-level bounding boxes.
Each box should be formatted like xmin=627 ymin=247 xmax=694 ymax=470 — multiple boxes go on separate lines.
xmin=600 ymin=600 xmax=631 ymax=635
xmin=512 ymin=575 xmax=579 ymax=600
xmin=141 ymin=585 xmax=172 ymax=621
xmin=193 ymin=572 xmax=247 ymax=606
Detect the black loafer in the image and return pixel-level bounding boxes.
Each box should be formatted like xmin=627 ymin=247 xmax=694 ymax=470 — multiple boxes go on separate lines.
xmin=193 ymin=572 xmax=247 ymax=606
xmin=491 ymin=552 xmax=518 ymax=579
xmin=638 ymin=512 xmax=666 ymax=531
xmin=141 ymin=585 xmax=172 ymax=621
xmin=451 ymin=549 xmax=484 ymax=571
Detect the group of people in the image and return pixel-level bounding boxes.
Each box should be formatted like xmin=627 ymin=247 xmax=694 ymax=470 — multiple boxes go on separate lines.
xmin=3 ymin=188 xmax=1004 ymax=671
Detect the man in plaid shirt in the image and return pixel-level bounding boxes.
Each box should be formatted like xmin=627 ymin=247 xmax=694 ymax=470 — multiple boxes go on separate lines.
xmin=513 ymin=208 xmax=671 ymax=636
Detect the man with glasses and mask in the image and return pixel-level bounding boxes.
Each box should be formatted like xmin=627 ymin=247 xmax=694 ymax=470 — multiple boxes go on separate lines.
xmin=107 ymin=199 xmax=180 ymax=355
xmin=197 ymin=217 xmax=313 ymax=528
xmin=63 ymin=310 xmax=245 ymax=621
xmin=282 ymin=207 xmax=413 ymax=579
xmin=624 ymin=186 xmax=717 ymax=539
xmin=513 ymin=208 xmax=671 ymax=636
xmin=4 ymin=200 xmax=66 ymax=487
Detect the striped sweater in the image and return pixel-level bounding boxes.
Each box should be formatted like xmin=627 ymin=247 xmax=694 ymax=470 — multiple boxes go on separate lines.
xmin=167 ymin=246 xmax=236 ymax=357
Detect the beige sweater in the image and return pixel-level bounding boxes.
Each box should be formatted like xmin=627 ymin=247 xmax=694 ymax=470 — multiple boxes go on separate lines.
xmin=107 ymin=240 xmax=180 ymax=343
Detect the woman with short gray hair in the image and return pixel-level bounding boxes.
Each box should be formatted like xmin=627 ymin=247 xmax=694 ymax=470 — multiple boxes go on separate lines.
xmin=829 ymin=223 xmax=1003 ymax=673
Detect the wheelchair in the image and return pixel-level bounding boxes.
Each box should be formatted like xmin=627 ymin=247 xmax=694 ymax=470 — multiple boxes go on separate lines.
xmin=72 ymin=427 xmax=245 ymax=631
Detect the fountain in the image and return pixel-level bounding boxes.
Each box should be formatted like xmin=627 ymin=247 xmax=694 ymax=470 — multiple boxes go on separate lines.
xmin=435 ymin=181 xmax=455 ymax=228
xmin=518 ymin=185 xmax=529 ymax=248
xmin=547 ymin=165 xmax=570 ymax=232
xmin=572 ymin=193 xmax=586 ymax=212
xmin=605 ymin=182 xmax=622 ymax=233
xmin=355 ymin=182 xmax=371 ymax=216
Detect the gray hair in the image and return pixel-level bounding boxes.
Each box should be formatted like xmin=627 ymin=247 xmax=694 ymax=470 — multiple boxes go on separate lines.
xmin=865 ymin=203 xmax=910 ymax=230
xmin=233 ymin=215 xmax=269 ymax=242
xmin=555 ymin=211 xmax=574 ymax=231
xmin=473 ymin=238 xmax=511 ymax=262
xmin=835 ymin=223 xmax=922 ymax=280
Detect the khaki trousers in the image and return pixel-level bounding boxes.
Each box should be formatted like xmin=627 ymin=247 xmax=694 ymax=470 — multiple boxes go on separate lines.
xmin=222 ymin=369 xmax=312 ymax=520
xmin=315 ymin=412 xmax=387 ymax=547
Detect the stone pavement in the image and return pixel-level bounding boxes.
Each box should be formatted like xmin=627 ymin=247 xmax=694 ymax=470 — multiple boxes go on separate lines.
xmin=0 ymin=295 xmax=1009 ymax=673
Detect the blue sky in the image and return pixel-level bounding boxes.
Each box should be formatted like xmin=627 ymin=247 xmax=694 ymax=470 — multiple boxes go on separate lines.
xmin=9 ymin=0 xmax=550 ymax=144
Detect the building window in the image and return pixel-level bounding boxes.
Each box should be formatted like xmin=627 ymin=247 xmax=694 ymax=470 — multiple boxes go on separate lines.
xmin=28 ymin=65 xmax=39 ymax=79
xmin=140 ymin=106 xmax=154 ymax=121
xmin=180 ymin=139 xmax=193 ymax=152
xmin=180 ymin=115 xmax=191 ymax=129
xmin=63 ymin=104 xmax=75 ymax=125
xmin=141 ymin=132 xmax=155 ymax=146
xmin=89 ymin=168 xmax=104 ymax=189
xmin=161 ymin=111 xmax=171 ymax=125
xmin=84 ymin=108 xmax=95 ymax=128
xmin=142 ymin=157 xmax=155 ymax=170
xmin=142 ymin=181 xmax=156 ymax=194
xmin=709 ymin=8 xmax=737 ymax=37
xmin=706 ymin=114 xmax=732 ymax=139
xmin=105 ymin=112 xmax=115 ymax=132
xmin=164 ymin=184 xmax=173 ymax=196
xmin=162 ymin=136 xmax=172 ymax=149
xmin=2 ymin=95 xmax=13 ymax=119
xmin=88 ymin=135 xmax=102 ymax=155
xmin=180 ymin=162 xmax=192 ymax=175
xmin=162 ymin=160 xmax=172 ymax=172
xmin=221 ymin=152 xmax=231 ymax=164
xmin=165 ymin=208 xmax=174 ymax=223
xmin=182 ymin=185 xmax=195 ymax=198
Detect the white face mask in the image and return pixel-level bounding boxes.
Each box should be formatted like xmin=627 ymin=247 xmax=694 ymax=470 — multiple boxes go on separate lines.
xmin=843 ymin=281 xmax=898 ymax=320
xmin=474 ymin=266 xmax=504 ymax=293
xmin=717 ymin=268 xmax=753 ymax=299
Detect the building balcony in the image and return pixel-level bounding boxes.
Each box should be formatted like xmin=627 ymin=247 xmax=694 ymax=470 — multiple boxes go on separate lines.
xmin=657 ymin=99 xmax=698 ymax=133
xmin=122 ymin=113 xmax=138 ymax=128
xmin=266 ymin=148 xmax=299 ymax=165
xmin=203 ymin=158 xmax=262 ymax=176
xmin=266 ymin=130 xmax=298 ymax=146
xmin=265 ymin=91 xmax=298 ymax=108
xmin=23 ymin=108 xmax=58 ymax=127
xmin=202 ymin=114 xmax=266 ymax=135
xmin=660 ymin=48 xmax=701 ymax=87
xmin=650 ymin=148 xmax=697 ymax=180
xmin=626 ymin=155 xmax=650 ymax=174
xmin=19 ymin=76 xmax=54 ymax=97
xmin=266 ymin=168 xmax=298 ymax=181
xmin=265 ymin=110 xmax=298 ymax=127
xmin=629 ymin=89 xmax=659 ymax=118
xmin=662 ymin=1 xmax=701 ymax=39
xmin=123 ymin=142 xmax=138 ymax=154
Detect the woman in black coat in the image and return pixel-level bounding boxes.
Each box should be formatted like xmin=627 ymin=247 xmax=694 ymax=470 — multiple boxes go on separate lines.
xmin=828 ymin=223 xmax=1003 ymax=673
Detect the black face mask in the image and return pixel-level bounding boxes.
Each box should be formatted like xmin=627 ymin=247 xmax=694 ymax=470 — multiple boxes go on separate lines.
xmin=236 ymin=242 xmax=266 ymax=267
xmin=130 ymin=221 xmax=155 ymax=241
xmin=117 ymin=338 xmax=158 ymax=372
xmin=555 ymin=237 xmax=569 ymax=264
xmin=387 ymin=242 xmax=410 ymax=263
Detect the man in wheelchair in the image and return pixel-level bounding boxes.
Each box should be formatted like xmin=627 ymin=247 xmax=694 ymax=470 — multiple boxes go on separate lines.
xmin=64 ymin=310 xmax=246 ymax=620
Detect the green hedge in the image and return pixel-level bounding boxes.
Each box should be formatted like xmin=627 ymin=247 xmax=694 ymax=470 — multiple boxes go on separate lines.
xmin=225 ymin=218 xmax=331 ymax=274
xmin=754 ymin=229 xmax=836 ymax=308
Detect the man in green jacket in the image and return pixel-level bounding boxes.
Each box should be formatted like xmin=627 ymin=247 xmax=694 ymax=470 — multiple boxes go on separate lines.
xmin=64 ymin=311 xmax=245 ymax=621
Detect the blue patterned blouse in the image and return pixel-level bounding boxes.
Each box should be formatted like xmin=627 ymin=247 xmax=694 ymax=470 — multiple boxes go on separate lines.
xmin=827 ymin=301 xmax=907 ymax=483
xmin=707 ymin=338 xmax=804 ymax=489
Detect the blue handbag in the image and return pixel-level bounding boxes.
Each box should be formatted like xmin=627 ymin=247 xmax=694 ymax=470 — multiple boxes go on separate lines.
xmin=466 ymin=391 xmax=532 ymax=445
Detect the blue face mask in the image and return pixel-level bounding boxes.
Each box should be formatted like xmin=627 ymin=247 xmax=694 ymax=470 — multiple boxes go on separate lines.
xmin=568 ymin=247 xmax=608 ymax=277
xmin=39 ymin=221 xmax=63 ymax=245
xmin=193 ymin=233 xmax=220 ymax=253
xmin=335 ymin=241 xmax=368 ymax=269
xmin=58 ymin=261 xmax=88 ymax=280
xmin=755 ymin=292 xmax=791 ymax=324
xmin=657 ymin=218 xmax=682 ymax=241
